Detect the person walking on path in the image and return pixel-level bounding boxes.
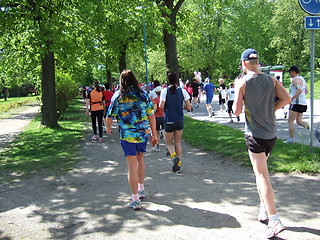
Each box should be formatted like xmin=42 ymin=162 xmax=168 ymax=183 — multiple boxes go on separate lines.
xmin=160 ymin=72 xmax=191 ymax=174
xmin=106 ymin=69 xmax=158 ymax=210
xmin=191 ymin=72 xmax=201 ymax=108
xmin=218 ymin=79 xmax=227 ymax=112
xmin=233 ymin=48 xmax=291 ymax=239
xmin=86 ymin=81 xmax=106 ymax=143
xmin=152 ymin=86 xmax=165 ymax=152
xmin=202 ymin=78 xmax=216 ymax=118
xmin=226 ymin=82 xmax=239 ymax=123
xmin=102 ymin=83 xmax=114 ymax=131
xmin=283 ymin=66 xmax=309 ymax=143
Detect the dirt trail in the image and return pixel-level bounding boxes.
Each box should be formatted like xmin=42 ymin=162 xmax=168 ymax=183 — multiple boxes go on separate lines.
xmin=0 ymin=102 xmax=319 ymax=240
xmin=0 ymin=103 xmax=40 ymax=150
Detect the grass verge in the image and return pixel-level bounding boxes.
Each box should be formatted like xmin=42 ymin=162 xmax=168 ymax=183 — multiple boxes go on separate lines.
xmin=0 ymin=98 xmax=87 ymax=183
xmin=0 ymin=96 xmax=39 ymax=114
xmin=183 ymin=116 xmax=320 ymax=174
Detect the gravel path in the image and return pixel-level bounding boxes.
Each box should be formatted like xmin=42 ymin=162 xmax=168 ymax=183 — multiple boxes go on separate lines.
xmin=0 ymin=103 xmax=40 ymax=151
xmin=0 ymin=100 xmax=319 ymax=240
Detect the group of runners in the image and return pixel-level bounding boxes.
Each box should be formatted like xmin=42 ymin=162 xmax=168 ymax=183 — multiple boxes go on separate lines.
xmin=83 ymin=48 xmax=319 ymax=239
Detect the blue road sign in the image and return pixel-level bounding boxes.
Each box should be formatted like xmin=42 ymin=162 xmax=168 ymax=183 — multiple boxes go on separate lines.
xmin=299 ymin=0 xmax=320 ymax=15
xmin=305 ymin=16 xmax=320 ymax=29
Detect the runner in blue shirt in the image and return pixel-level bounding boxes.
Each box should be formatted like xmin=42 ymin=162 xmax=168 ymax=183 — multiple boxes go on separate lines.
xmin=202 ymin=78 xmax=216 ymax=118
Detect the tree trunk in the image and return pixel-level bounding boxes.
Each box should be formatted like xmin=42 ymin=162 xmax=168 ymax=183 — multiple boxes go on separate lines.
xmin=41 ymin=49 xmax=59 ymax=128
xmin=119 ymin=42 xmax=127 ymax=73
xmin=2 ymin=89 xmax=7 ymax=101
xmin=106 ymin=69 xmax=112 ymax=86
xmin=159 ymin=0 xmax=184 ymax=78
xmin=163 ymin=28 xmax=179 ymax=77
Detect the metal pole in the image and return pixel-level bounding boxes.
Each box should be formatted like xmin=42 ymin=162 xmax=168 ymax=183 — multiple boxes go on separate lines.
xmin=143 ymin=20 xmax=149 ymax=92
xmin=309 ymin=30 xmax=315 ymax=152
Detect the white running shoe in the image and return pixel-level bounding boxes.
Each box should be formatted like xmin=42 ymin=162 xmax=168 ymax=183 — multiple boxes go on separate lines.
xmin=258 ymin=208 xmax=268 ymax=222
xmin=138 ymin=190 xmax=145 ymax=199
xmin=283 ymin=138 xmax=295 ymax=143
xmin=129 ymin=200 xmax=141 ymax=210
xmin=266 ymin=219 xmax=285 ymax=239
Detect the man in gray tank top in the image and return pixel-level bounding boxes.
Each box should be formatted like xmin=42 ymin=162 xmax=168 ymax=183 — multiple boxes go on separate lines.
xmin=233 ymin=48 xmax=291 ymax=239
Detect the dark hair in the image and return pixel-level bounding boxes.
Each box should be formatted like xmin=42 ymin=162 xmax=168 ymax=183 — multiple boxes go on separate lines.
xmin=119 ymin=69 xmax=141 ymax=99
xmin=94 ymin=81 xmax=101 ymax=92
xmin=104 ymin=82 xmax=110 ymax=90
xmin=167 ymin=72 xmax=178 ymax=94
xmin=154 ymin=80 xmax=160 ymax=87
xmin=289 ymin=65 xmax=300 ymax=74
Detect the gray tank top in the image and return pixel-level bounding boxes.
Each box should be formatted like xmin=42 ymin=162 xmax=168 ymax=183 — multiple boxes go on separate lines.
xmin=244 ymin=74 xmax=276 ymax=139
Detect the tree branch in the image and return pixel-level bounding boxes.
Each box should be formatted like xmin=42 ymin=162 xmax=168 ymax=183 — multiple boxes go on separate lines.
xmin=172 ymin=0 xmax=184 ymax=17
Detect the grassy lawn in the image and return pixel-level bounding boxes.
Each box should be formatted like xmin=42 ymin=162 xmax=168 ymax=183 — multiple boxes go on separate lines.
xmin=183 ymin=116 xmax=320 ymax=174
xmin=0 ymin=99 xmax=87 ymax=183
xmin=0 ymin=96 xmax=40 ymax=114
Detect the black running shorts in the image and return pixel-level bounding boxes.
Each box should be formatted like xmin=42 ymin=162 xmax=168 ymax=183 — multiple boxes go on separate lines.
xmin=164 ymin=120 xmax=184 ymax=133
xmin=245 ymin=135 xmax=277 ymax=157
xmin=289 ymin=104 xmax=307 ymax=113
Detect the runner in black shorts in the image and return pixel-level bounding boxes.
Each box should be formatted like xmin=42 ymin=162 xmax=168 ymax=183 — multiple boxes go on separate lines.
xmin=234 ymin=48 xmax=291 ymax=239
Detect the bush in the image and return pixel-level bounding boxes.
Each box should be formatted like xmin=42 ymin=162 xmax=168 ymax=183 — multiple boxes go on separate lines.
xmin=56 ymin=69 xmax=78 ymax=117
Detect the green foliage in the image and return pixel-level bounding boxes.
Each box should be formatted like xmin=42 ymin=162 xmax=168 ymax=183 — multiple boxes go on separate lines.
xmin=1 ymin=0 xmax=320 ymax=97
xmin=0 ymin=99 xmax=86 ymax=183
xmin=55 ymin=69 xmax=79 ymax=116
xmin=183 ymin=117 xmax=320 ymax=173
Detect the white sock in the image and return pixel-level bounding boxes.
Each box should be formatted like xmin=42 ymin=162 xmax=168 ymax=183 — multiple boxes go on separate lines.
xmin=138 ymin=183 xmax=144 ymax=191
xmin=269 ymin=213 xmax=279 ymax=222
xmin=132 ymin=194 xmax=139 ymax=201
xmin=260 ymin=202 xmax=266 ymax=210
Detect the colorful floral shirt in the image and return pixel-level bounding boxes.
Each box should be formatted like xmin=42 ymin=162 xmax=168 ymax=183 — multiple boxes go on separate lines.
xmin=107 ymin=88 xmax=154 ymax=143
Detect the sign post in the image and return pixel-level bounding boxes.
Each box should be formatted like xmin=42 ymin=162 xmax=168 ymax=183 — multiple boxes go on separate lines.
xmin=299 ymin=0 xmax=320 ymax=151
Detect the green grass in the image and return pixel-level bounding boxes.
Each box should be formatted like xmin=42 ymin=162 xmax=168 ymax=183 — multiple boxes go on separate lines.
xmin=0 ymin=96 xmax=40 ymax=113
xmin=183 ymin=116 xmax=320 ymax=174
xmin=0 ymin=99 xmax=87 ymax=183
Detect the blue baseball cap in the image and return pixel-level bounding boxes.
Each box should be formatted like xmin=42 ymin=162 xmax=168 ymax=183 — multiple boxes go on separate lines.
xmin=241 ymin=48 xmax=259 ymax=61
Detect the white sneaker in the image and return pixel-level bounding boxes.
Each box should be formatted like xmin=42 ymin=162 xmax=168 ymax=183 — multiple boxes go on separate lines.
xmin=266 ymin=219 xmax=285 ymax=239
xmin=258 ymin=208 xmax=268 ymax=222
xmin=283 ymin=138 xmax=294 ymax=143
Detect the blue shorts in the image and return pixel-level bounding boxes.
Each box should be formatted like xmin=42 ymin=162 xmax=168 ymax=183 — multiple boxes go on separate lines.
xmin=206 ymin=95 xmax=213 ymax=104
xmin=120 ymin=140 xmax=147 ymax=157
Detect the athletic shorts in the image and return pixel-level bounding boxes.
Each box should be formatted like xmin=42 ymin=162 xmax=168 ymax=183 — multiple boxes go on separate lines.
xmin=120 ymin=140 xmax=147 ymax=157
xmin=289 ymin=104 xmax=307 ymax=113
xmin=165 ymin=120 xmax=184 ymax=133
xmin=245 ymin=134 xmax=277 ymax=157
xmin=219 ymin=98 xmax=226 ymax=105
xmin=227 ymin=101 xmax=234 ymax=113
xmin=206 ymin=96 xmax=213 ymax=104
xmin=192 ymin=91 xmax=199 ymax=97
xmin=156 ymin=117 xmax=164 ymax=131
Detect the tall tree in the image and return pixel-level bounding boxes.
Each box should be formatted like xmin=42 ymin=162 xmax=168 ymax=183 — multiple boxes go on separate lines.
xmin=157 ymin=0 xmax=184 ymax=77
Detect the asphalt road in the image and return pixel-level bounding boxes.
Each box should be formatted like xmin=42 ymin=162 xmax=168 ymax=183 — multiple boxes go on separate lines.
xmin=186 ymin=95 xmax=320 ymax=148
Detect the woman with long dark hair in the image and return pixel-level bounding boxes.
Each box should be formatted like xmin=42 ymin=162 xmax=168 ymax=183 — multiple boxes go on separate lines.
xmin=106 ymin=69 xmax=158 ymax=210
xmin=160 ymin=72 xmax=191 ymax=173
